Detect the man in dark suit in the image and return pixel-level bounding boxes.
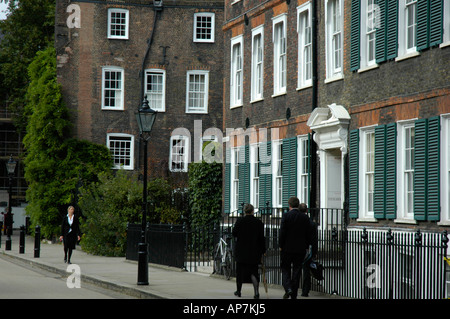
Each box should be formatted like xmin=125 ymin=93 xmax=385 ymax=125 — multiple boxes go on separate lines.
xmin=232 ymin=204 xmax=266 ymax=299
xmin=279 ymin=197 xmax=312 ymax=299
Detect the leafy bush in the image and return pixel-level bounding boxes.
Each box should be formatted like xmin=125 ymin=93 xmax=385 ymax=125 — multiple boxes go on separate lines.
xmin=78 ymin=170 xmax=142 ymax=256
xmin=188 ymin=161 xmax=222 ymax=229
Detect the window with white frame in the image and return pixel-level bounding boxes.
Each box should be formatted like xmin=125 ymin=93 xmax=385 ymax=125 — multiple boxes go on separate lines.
xmin=230 ymin=35 xmax=243 ymax=108
xmin=193 ymin=12 xmax=215 ymax=43
xmin=297 ymin=3 xmax=312 ymax=89
xmin=325 ymin=0 xmax=343 ymax=80
xmin=441 ymin=115 xmax=450 ymax=224
xmin=273 ymin=141 xmax=283 ymax=208
xmin=251 ymin=26 xmax=264 ymax=102
xmin=107 ymin=134 xmax=134 ymax=170
xmin=359 ymin=128 xmax=375 ymax=219
xmin=102 ymin=67 xmax=124 ymax=110
xmin=298 ymin=136 xmax=309 ymax=205
xmin=186 ymin=70 xmax=209 ymax=114
xmin=398 ymin=0 xmax=418 ymax=56
xmin=443 ymin=0 xmax=450 ymax=45
xmin=273 ymin=14 xmax=287 ymax=96
xmin=250 ymin=144 xmax=260 ymax=209
xmin=231 ymin=148 xmax=240 ymax=212
xmin=107 ymin=8 xmax=129 ymax=39
xmin=145 ymin=69 xmax=165 ymax=112
xmin=199 ymin=135 xmax=218 ymax=162
xmin=397 ymin=120 xmax=415 ymax=221
xmin=170 ymin=136 xmax=189 ymax=172
xmin=360 ymin=0 xmax=378 ymax=68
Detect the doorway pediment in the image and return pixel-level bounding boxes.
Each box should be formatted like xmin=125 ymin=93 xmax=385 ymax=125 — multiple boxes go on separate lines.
xmin=307 ymin=103 xmax=351 ymax=153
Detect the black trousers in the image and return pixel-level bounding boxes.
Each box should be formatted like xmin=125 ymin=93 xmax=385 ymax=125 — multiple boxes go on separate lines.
xmin=281 ymin=251 xmax=305 ymax=298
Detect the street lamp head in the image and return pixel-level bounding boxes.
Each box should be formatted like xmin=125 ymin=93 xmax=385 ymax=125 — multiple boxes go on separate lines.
xmin=6 ymin=155 xmax=16 ymax=176
xmin=136 ymin=97 xmax=158 ymax=135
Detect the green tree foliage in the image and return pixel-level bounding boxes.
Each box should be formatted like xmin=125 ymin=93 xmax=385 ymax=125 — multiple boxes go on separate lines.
xmin=0 ymin=0 xmax=55 ymax=129
xmin=188 ymin=161 xmax=222 ymax=230
xmin=23 ymin=45 xmax=112 ymax=238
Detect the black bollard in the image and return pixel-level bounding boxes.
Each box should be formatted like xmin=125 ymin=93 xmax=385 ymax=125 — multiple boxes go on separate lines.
xmin=5 ymin=226 xmax=11 ymax=250
xmin=34 ymin=225 xmax=40 ymax=258
xmin=19 ymin=225 xmax=25 ymax=254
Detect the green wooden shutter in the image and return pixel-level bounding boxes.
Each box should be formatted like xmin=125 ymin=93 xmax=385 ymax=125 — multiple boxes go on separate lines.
xmin=417 ymin=0 xmax=443 ymax=51
xmin=417 ymin=0 xmax=430 ymax=51
xmin=224 ymin=148 xmax=231 ymax=214
xmin=374 ymin=125 xmax=387 ymax=219
xmin=376 ymin=0 xmax=387 ymax=63
xmin=350 ymin=0 xmax=361 ymax=71
xmin=386 ymin=0 xmax=398 ymax=60
xmin=414 ymin=117 xmax=441 ymax=221
xmin=414 ymin=119 xmax=428 ymax=221
xmin=429 ymin=0 xmax=443 ymax=47
xmin=282 ymin=137 xmax=297 ymax=205
xmin=259 ymin=141 xmax=272 ymax=209
xmin=427 ymin=117 xmax=440 ymax=221
xmin=349 ymin=129 xmax=359 ymax=219
xmin=385 ymin=123 xmax=397 ymax=219
xmin=238 ymin=145 xmax=250 ymax=206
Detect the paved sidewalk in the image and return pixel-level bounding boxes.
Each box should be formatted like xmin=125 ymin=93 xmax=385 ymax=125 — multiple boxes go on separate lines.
xmin=0 ymin=231 xmax=333 ymax=299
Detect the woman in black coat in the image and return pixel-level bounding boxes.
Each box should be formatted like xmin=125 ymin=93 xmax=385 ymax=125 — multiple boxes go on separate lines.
xmin=59 ymin=206 xmax=81 ymax=264
xmin=232 ymin=204 xmax=266 ymax=299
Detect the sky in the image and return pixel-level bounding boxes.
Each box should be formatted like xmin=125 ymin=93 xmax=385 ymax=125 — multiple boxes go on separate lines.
xmin=0 ymin=2 xmax=9 ymax=20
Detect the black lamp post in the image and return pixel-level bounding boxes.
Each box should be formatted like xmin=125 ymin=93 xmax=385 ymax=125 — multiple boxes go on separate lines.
xmin=135 ymin=97 xmax=157 ymax=285
xmin=5 ymin=155 xmax=17 ymax=250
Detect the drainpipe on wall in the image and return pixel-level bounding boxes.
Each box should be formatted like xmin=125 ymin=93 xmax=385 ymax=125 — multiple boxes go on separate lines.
xmin=309 ymin=0 xmax=318 ymax=210
xmin=138 ymin=4 xmax=162 ymax=168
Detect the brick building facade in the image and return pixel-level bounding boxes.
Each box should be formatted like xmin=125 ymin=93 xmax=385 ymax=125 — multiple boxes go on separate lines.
xmin=55 ymin=0 xmax=224 ymax=184
xmin=222 ymin=0 xmax=450 ymax=231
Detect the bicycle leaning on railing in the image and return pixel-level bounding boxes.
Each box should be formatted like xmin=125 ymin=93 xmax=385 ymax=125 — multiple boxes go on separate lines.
xmin=213 ymin=234 xmax=233 ymax=280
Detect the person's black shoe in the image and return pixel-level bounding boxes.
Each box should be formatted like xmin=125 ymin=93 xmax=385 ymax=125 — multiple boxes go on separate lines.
xmin=283 ymin=289 xmax=292 ymax=299
xmin=234 ymin=291 xmax=241 ymax=297
xmin=254 ymin=293 xmax=260 ymax=299
xmin=301 ymin=292 xmax=309 ymax=297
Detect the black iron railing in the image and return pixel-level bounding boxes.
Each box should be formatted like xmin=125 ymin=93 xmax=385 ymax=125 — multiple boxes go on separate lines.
xmin=126 ymin=207 xmax=449 ymax=299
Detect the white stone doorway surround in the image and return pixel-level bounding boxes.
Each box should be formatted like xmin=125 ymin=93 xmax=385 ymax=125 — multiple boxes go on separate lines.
xmin=307 ymin=104 xmax=350 ymax=229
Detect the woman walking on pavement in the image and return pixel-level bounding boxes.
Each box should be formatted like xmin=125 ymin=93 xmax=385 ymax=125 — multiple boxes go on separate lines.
xmin=232 ymin=204 xmax=266 ymax=299
xmin=59 ymin=206 xmax=81 ymax=264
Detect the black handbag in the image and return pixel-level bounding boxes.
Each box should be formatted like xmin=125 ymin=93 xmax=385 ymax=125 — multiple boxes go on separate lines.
xmin=309 ymin=260 xmax=324 ymax=281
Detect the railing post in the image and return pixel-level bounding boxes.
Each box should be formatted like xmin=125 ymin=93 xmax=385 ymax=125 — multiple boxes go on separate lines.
xmin=34 ymin=225 xmax=40 ymax=258
xmin=19 ymin=225 xmax=25 ymax=254
xmin=387 ymin=228 xmax=394 ymax=299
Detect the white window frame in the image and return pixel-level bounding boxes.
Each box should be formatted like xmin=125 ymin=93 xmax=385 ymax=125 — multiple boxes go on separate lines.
xmin=251 ymin=25 xmax=264 ymax=102
xmin=199 ymin=135 xmax=218 ymax=161
xmin=297 ymin=2 xmax=313 ymax=89
xmin=272 ymin=140 xmax=283 ymax=208
xmin=230 ymin=35 xmax=244 ymax=108
xmin=230 ymin=147 xmax=240 ymax=213
xmin=170 ymin=135 xmax=190 ymax=173
xmin=145 ymin=69 xmax=166 ymax=112
xmin=441 ymin=0 xmax=450 ymax=47
xmin=107 ymin=133 xmax=134 ymax=170
xmin=250 ymin=143 xmax=260 ymax=210
xmin=325 ymin=0 xmax=344 ymax=81
xmin=193 ymin=12 xmax=215 ymax=43
xmin=297 ymin=135 xmax=309 ymax=206
xmin=107 ymin=8 xmax=129 ymax=40
xmin=102 ymin=66 xmax=124 ymax=110
xmin=272 ymin=14 xmax=287 ymax=96
xmin=186 ymin=70 xmax=209 ymax=114
xmin=358 ymin=126 xmax=376 ymax=221
xmin=439 ymin=114 xmax=450 ymax=225
xmin=398 ymin=0 xmax=418 ymax=58
xmin=360 ymin=0 xmax=378 ymax=69
xmin=395 ymin=119 xmax=417 ymax=223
